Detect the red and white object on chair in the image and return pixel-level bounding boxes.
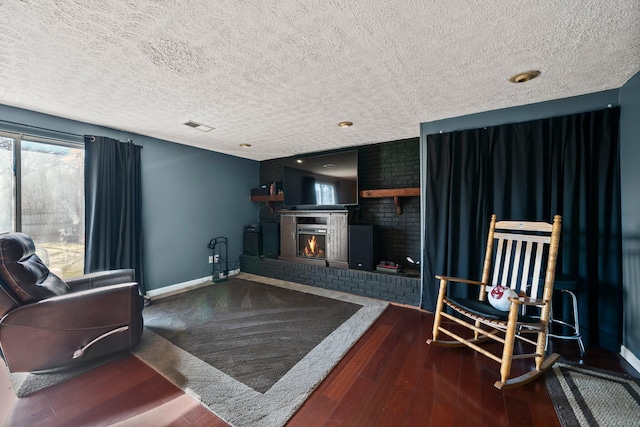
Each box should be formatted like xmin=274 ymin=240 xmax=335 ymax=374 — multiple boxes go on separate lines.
xmin=487 ymin=285 xmax=519 ymax=311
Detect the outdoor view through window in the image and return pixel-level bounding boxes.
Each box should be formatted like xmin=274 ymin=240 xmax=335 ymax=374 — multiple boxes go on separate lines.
xmin=0 ymin=134 xmax=84 ymax=278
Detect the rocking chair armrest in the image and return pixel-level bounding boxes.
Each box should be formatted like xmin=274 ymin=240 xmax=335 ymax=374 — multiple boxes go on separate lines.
xmin=435 ymin=275 xmax=485 ymax=287
xmin=508 ymin=296 xmax=548 ymax=306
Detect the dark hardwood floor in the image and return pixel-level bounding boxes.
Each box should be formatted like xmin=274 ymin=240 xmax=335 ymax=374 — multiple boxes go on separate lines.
xmin=1 ymin=304 xmax=637 ymax=426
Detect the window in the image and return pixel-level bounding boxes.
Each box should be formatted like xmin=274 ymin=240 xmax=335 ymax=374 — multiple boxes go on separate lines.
xmin=0 ymin=132 xmax=84 ymax=278
xmin=314 ymin=182 xmax=336 ymax=205
xmin=0 ymin=137 xmax=14 ymax=232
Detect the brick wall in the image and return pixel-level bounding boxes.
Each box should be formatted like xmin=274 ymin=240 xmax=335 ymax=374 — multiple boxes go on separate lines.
xmin=253 ymin=137 xmax=421 ymax=304
xmin=240 ymin=255 xmax=420 ymax=306
xmin=356 ymin=137 xmax=421 ymax=264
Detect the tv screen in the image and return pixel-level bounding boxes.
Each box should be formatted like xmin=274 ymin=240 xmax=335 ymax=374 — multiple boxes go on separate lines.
xmin=283 ymin=150 xmax=358 ymax=208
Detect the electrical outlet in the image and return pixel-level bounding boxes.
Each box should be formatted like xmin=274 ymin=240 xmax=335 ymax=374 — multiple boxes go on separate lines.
xmin=214 ymin=254 xmax=220 ymax=263
xmin=208 ymin=255 xmax=213 ymax=264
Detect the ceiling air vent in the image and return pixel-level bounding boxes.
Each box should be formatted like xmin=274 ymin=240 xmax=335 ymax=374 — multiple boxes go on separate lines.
xmin=183 ymin=120 xmax=214 ymax=132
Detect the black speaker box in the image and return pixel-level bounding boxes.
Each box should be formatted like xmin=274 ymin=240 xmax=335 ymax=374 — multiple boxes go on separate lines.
xmin=243 ymin=227 xmax=262 ymax=256
xmin=251 ymin=187 xmax=270 ymax=196
xmin=349 ymin=225 xmax=378 ymax=271
xmin=261 ymin=222 xmax=280 ymax=259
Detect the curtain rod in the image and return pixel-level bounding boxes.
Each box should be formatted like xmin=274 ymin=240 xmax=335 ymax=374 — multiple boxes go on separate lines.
xmin=0 ymin=118 xmax=85 ymax=138
xmin=0 ymin=119 xmax=141 ymax=147
xmin=85 ymin=136 xmax=139 ymax=146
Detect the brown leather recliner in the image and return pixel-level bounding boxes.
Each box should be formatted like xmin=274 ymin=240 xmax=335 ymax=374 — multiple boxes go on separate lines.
xmin=0 ymin=232 xmax=143 ymax=373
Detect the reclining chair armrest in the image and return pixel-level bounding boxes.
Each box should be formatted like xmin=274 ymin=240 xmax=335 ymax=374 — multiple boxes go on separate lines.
xmin=0 ymin=282 xmax=143 ymax=372
xmin=65 ymin=269 xmax=136 ymax=291
xmin=2 ymin=282 xmax=141 ymax=329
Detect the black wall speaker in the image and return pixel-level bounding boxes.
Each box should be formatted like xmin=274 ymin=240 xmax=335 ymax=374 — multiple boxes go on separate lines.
xmin=243 ymin=226 xmax=262 ymax=256
xmin=349 ymin=225 xmax=378 ymax=271
xmin=261 ymin=222 xmax=280 ymax=259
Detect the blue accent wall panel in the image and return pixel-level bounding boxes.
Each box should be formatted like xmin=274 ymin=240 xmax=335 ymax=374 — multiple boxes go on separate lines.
xmin=0 ymin=103 xmax=259 ymax=291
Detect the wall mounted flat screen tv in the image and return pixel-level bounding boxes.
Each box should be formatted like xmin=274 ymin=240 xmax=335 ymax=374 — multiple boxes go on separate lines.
xmin=283 ymin=150 xmax=358 ymax=208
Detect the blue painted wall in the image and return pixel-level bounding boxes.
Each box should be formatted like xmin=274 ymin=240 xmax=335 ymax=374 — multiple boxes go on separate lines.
xmin=0 ymin=104 xmax=260 ymax=291
xmin=420 ymin=76 xmax=640 ymax=362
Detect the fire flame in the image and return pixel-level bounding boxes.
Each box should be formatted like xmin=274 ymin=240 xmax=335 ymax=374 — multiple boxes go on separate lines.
xmin=305 ymin=235 xmax=317 ymax=255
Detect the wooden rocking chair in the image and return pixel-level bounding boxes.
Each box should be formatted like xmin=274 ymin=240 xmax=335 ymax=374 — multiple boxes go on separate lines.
xmin=427 ymin=214 xmax=562 ymax=389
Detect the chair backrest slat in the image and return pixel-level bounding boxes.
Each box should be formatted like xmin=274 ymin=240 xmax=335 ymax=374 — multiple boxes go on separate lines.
xmin=530 ymin=242 xmax=545 ymax=297
xmin=510 ymin=240 xmax=523 ymax=290
xmin=495 ymin=220 xmax=553 ymax=232
xmin=500 ymin=240 xmax=514 ymax=288
xmin=492 ymin=237 xmax=505 ymax=287
xmin=519 ymin=241 xmax=533 ymax=294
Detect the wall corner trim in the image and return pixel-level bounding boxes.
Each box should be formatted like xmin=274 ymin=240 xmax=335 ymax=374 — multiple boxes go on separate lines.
xmin=620 ymin=345 xmax=640 ymax=375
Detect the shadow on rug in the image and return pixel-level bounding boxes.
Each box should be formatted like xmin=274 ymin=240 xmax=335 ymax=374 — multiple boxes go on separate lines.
xmin=8 ymin=351 xmax=130 ymax=398
xmin=134 ymin=273 xmax=388 ymax=427
xmin=546 ymin=360 xmax=640 ymax=427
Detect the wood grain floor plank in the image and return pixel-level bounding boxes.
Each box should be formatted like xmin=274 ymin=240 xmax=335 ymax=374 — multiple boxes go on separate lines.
xmin=285 ymin=393 xmax=338 ymax=427
xmin=321 ymin=322 xmax=393 ymax=402
xmin=400 ymin=358 xmax=436 ymax=426
xmin=345 ymin=339 xmax=413 ymax=426
xmin=376 ymin=384 xmax=413 ymax=426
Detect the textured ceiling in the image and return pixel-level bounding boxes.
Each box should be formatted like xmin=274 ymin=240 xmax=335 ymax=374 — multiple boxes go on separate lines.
xmin=0 ymin=1 xmax=638 ymax=161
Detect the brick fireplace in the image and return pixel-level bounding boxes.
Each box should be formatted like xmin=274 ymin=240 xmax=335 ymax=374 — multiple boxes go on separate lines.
xmin=243 ymin=136 xmax=422 ymax=306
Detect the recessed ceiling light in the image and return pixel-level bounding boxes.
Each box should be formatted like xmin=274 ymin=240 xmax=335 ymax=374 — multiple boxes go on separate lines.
xmin=296 ymin=159 xmax=303 ymax=164
xmin=509 ymin=70 xmax=541 ymax=83
xmin=239 ymin=143 xmax=252 ymax=148
xmin=183 ymin=120 xmax=214 ymax=132
xmin=337 ymin=121 xmax=353 ymax=128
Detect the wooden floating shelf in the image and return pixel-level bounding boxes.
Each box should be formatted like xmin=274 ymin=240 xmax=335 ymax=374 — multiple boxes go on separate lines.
xmin=251 ymin=188 xmax=420 ymax=215
xmin=359 ymin=187 xmax=420 ymax=215
xmin=250 ymin=194 xmax=284 ymax=213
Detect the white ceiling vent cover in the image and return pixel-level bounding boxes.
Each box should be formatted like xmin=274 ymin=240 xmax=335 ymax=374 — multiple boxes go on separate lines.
xmin=183 ymin=121 xmax=214 ymax=132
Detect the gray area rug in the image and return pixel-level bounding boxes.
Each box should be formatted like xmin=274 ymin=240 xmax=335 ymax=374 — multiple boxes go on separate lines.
xmin=142 ymin=275 xmax=362 ymax=393
xmin=546 ymin=361 xmax=640 ymax=426
xmin=134 ymin=273 xmax=388 ymax=427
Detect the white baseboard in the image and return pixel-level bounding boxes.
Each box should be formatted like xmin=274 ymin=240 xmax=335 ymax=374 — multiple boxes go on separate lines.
xmin=621 ymin=345 xmax=640 ymax=374
xmin=145 ymin=276 xmax=212 ymax=299
xmin=144 ymin=269 xmax=241 ymax=300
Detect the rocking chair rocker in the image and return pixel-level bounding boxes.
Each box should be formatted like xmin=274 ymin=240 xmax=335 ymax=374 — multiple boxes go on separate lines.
xmin=427 ymin=214 xmax=562 ymax=389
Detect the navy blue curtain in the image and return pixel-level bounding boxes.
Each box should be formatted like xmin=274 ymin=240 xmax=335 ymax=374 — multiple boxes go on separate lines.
xmin=423 ymin=107 xmax=622 ymax=351
xmin=84 ymin=136 xmax=145 ymax=293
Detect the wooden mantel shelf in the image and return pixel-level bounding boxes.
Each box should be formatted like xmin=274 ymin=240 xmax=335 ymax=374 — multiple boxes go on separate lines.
xmin=250 ymin=194 xmax=284 ymax=213
xmin=359 ymin=187 xmax=420 ymax=215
